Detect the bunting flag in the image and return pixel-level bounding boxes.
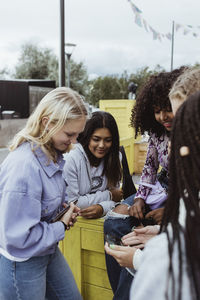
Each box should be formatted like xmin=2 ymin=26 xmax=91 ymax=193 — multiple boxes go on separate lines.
xmin=128 ymin=0 xmax=200 ymax=42
xmin=135 ymin=14 xmax=143 ymax=27
xmin=143 ymin=19 xmax=149 ymax=32
xmin=128 ymin=0 xmax=142 ymax=14
xmin=175 ymin=22 xmax=200 ymax=38
xmin=128 ymin=0 xmax=171 ymax=41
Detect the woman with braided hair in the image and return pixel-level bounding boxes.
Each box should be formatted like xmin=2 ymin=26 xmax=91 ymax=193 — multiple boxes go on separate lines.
xmin=130 ymin=90 xmax=200 ymax=300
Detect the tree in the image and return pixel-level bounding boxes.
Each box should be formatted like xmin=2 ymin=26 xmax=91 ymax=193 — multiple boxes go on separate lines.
xmin=67 ymin=60 xmax=89 ymax=97
xmin=129 ymin=64 xmax=165 ymax=95
xmin=88 ymin=76 xmax=122 ymax=106
xmin=87 ymin=66 xmax=165 ymax=107
xmin=0 ymin=67 xmax=10 ymax=79
xmin=13 ymin=42 xmax=89 ymax=96
xmin=14 ymin=43 xmax=57 ymax=80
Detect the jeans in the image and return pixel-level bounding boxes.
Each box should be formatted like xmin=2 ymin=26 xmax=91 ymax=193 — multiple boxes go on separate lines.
xmin=104 ymin=194 xmax=140 ymax=300
xmin=0 ymin=246 xmax=82 ymax=300
xmin=104 ymin=172 xmax=169 ymax=299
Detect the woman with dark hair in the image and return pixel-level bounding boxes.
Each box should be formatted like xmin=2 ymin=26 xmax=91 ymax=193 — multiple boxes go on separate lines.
xmin=104 ymin=67 xmax=185 ymax=300
xmin=130 ymin=90 xmax=200 ymax=300
xmin=63 ymin=111 xmax=123 ymax=219
xmin=127 ymin=67 xmax=186 ymax=221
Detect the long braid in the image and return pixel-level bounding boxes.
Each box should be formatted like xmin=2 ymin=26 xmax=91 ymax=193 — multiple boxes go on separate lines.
xmin=162 ymin=91 xmax=200 ymax=300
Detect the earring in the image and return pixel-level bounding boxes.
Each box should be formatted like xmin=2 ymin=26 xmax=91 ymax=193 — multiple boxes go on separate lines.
xmin=179 ymin=146 xmax=189 ymax=156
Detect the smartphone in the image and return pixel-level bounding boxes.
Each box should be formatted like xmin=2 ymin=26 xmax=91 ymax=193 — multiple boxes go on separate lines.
xmin=141 ymin=217 xmax=156 ymax=226
xmin=51 ymin=200 xmax=78 ymax=223
xmin=104 ymin=234 xmax=122 ymax=246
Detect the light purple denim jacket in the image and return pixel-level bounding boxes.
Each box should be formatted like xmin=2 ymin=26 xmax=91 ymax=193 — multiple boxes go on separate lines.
xmin=0 ymin=142 xmax=66 ymax=259
xmin=135 ymin=133 xmax=169 ymax=201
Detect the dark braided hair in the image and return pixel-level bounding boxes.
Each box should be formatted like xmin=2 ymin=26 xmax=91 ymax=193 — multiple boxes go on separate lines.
xmin=162 ymin=91 xmax=200 ymax=300
xmin=131 ymin=67 xmax=186 ymax=138
xmin=78 ymin=111 xmax=122 ymax=187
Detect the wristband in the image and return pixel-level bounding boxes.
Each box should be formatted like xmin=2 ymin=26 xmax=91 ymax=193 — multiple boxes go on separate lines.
xmin=61 ymin=221 xmax=68 ymax=231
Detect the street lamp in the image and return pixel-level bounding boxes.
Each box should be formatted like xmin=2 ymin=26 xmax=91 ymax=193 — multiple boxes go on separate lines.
xmin=65 ymin=43 xmax=76 ymax=87
xmin=59 ymin=0 xmax=65 ymax=87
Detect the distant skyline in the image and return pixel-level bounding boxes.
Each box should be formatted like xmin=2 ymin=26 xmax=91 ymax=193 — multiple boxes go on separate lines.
xmin=0 ymin=0 xmax=200 ymax=78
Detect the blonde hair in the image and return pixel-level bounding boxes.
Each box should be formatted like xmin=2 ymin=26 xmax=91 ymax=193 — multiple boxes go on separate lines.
xmin=169 ymin=66 xmax=200 ymax=101
xmin=9 ymin=87 xmax=88 ymax=160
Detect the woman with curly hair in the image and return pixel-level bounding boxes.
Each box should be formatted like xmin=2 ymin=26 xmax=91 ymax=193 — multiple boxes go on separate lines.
xmin=104 ymin=67 xmax=185 ymax=300
xmin=128 ymin=67 xmax=186 ymax=222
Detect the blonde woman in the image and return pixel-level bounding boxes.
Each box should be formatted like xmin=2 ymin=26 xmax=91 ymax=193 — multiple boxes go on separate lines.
xmin=0 ymin=87 xmax=88 ymax=300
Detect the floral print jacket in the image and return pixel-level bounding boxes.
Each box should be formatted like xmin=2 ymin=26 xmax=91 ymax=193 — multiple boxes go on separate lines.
xmin=135 ymin=133 xmax=169 ymax=201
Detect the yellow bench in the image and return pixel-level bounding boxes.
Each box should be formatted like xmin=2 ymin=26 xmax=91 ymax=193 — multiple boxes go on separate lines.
xmin=59 ymin=217 xmax=113 ymax=300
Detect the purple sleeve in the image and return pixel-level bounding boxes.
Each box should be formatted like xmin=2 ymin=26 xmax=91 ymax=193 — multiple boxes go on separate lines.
xmin=0 ymin=161 xmax=65 ymax=259
xmin=135 ymin=136 xmax=160 ymax=201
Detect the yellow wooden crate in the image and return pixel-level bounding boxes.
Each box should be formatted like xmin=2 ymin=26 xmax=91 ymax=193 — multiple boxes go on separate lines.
xmin=120 ymin=136 xmax=135 ymax=174
xmin=59 ymin=217 xmax=113 ymax=300
xmin=99 ymin=100 xmax=142 ymax=174
xmin=99 ymin=100 xmax=135 ymax=138
xmin=134 ymin=142 xmax=148 ymax=174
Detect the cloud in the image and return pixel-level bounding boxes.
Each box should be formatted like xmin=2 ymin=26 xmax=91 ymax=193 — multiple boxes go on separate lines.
xmin=0 ymin=0 xmax=200 ymax=76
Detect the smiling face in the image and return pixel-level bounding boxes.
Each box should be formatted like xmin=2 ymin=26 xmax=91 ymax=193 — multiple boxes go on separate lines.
xmin=154 ymin=106 xmax=174 ymax=131
xmin=50 ymin=117 xmax=86 ymax=152
xmin=88 ymin=128 xmax=112 ymax=159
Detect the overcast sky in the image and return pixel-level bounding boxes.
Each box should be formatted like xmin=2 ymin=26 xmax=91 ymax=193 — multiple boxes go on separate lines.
xmin=0 ymin=0 xmax=200 ymax=78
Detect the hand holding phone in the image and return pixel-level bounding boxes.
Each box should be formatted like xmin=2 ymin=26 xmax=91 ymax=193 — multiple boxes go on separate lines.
xmin=51 ymin=200 xmax=78 ymax=223
xmin=104 ymin=234 xmax=122 ymax=247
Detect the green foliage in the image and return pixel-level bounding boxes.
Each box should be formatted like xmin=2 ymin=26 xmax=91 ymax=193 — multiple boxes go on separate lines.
xmin=13 ymin=42 xmax=89 ymax=96
xmin=129 ymin=64 xmax=165 ymax=95
xmin=87 ymin=65 xmax=166 ymax=107
xmin=14 ymin=43 xmax=57 ymax=80
xmin=68 ymin=60 xmax=89 ymax=97
xmin=11 ymin=42 xmax=184 ymax=107
xmin=194 ymin=62 xmax=200 ymax=68
xmin=88 ymin=76 xmax=121 ymax=106
xmin=0 ymin=67 xmax=9 ymax=79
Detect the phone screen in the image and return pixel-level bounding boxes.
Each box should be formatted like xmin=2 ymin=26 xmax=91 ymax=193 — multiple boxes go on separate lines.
xmin=104 ymin=234 xmax=122 ymax=246
xmin=51 ymin=199 xmax=78 ymax=223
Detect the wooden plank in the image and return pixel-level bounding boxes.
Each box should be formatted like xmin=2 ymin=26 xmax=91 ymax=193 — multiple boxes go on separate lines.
xmin=83 ymin=283 xmax=113 ymax=300
xmin=83 ymin=250 xmax=106 ymax=269
xmin=83 ymin=265 xmax=111 ymax=289
xmin=81 ymin=228 xmax=104 ymax=253
xmin=134 ymin=142 xmax=148 ymax=174
xmin=60 ymin=225 xmax=82 ymax=293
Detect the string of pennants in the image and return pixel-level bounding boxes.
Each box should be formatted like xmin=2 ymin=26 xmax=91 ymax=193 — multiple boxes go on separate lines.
xmin=128 ymin=0 xmax=200 ymax=41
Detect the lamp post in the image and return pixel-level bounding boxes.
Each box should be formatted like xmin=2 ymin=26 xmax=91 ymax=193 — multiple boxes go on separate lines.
xmin=59 ymin=0 xmax=65 ymax=87
xmin=65 ymin=43 xmax=76 ymax=87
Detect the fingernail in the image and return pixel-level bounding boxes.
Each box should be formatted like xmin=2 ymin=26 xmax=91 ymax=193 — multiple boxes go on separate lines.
xmin=109 ymin=244 xmax=115 ymax=249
